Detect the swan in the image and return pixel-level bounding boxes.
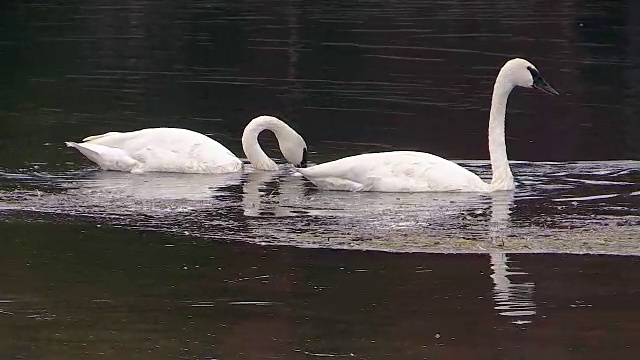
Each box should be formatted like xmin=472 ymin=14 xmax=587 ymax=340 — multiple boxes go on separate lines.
xmin=65 ymin=115 xmax=308 ymax=174
xmin=295 ymin=58 xmax=559 ymax=192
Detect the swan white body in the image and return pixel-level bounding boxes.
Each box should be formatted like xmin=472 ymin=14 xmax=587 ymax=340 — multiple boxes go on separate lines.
xmin=296 ymin=151 xmax=490 ymax=192
xmin=297 ymin=58 xmax=558 ymax=192
xmin=66 ymin=115 xmax=307 ymax=174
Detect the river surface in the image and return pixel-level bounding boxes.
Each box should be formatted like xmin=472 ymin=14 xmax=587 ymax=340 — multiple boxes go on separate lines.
xmin=1 ymin=0 xmax=639 ymax=359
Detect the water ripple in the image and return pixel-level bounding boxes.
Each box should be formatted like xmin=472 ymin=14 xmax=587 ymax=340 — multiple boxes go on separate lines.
xmin=1 ymin=160 xmax=638 ymax=255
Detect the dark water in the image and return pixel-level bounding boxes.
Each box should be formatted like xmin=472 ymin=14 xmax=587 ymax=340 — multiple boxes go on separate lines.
xmin=1 ymin=0 xmax=640 ymax=358
xmin=1 ymin=222 xmax=639 ymax=359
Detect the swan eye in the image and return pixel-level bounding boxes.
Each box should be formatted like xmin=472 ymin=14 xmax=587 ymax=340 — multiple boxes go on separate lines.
xmin=526 ymin=66 xmax=541 ymax=81
xmin=527 ymin=66 xmax=559 ymax=95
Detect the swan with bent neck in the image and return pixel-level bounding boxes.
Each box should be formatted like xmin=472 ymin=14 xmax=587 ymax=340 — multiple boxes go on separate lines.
xmin=296 ymin=58 xmax=559 ymax=192
xmin=66 ymin=115 xmax=308 ymax=174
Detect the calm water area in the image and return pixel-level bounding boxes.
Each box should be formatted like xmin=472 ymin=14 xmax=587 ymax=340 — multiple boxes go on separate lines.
xmin=1 ymin=0 xmax=639 ymax=358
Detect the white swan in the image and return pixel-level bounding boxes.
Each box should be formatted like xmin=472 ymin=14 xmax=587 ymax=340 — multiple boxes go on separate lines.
xmin=66 ymin=115 xmax=308 ymax=174
xmin=296 ymin=58 xmax=559 ymax=192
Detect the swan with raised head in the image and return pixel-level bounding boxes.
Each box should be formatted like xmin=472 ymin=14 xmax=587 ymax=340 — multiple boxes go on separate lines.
xmin=66 ymin=115 xmax=308 ymax=174
xmin=296 ymin=58 xmax=558 ymax=192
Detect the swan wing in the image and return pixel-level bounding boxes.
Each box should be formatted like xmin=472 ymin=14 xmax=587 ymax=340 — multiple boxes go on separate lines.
xmin=297 ymin=151 xmax=489 ymax=192
xmin=71 ymin=128 xmax=243 ymax=173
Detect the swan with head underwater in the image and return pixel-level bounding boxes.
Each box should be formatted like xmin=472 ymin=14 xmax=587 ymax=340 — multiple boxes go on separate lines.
xmin=295 ymin=58 xmax=559 ymax=192
xmin=66 ymin=115 xmax=308 ymax=174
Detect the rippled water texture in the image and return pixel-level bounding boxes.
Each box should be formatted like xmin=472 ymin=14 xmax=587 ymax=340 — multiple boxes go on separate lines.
xmin=1 ymin=160 xmax=639 ymax=254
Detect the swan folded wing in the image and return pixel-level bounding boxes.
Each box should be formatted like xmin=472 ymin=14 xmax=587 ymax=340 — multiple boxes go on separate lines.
xmin=306 ymin=177 xmax=367 ymax=192
xmin=298 ymin=151 xmax=488 ymax=192
xmin=129 ymin=141 xmax=242 ymax=173
xmin=82 ymin=132 xmax=123 ymax=142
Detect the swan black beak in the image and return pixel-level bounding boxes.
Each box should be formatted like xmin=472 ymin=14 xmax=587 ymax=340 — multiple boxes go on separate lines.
xmin=532 ymin=76 xmax=559 ymax=96
xmin=296 ymin=148 xmax=308 ymax=168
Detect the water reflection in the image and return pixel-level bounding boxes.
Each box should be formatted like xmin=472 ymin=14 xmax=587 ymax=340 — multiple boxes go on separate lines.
xmin=71 ymin=170 xmax=244 ymax=201
xmin=488 ymin=192 xmax=536 ymax=324
xmin=241 ymin=170 xmax=307 ymax=217
xmin=490 ymin=252 xmax=536 ymax=324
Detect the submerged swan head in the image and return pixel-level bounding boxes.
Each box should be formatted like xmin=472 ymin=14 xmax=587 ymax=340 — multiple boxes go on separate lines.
xmin=498 ymin=58 xmax=559 ymax=95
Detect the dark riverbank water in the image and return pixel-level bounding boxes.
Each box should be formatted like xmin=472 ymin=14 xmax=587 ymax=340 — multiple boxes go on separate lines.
xmin=1 ymin=222 xmax=639 ymax=359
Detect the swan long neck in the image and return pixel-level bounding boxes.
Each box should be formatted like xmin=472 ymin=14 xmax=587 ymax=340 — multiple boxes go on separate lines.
xmin=241 ymin=116 xmax=292 ymax=171
xmin=488 ymin=73 xmax=515 ymax=191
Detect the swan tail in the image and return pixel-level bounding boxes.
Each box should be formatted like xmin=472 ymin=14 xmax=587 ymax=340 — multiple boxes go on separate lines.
xmin=66 ymin=142 xmax=140 ymax=172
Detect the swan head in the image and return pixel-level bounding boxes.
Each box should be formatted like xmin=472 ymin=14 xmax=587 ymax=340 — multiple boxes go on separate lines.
xmin=501 ymin=58 xmax=559 ymax=95
xmin=279 ymin=131 xmax=308 ymax=168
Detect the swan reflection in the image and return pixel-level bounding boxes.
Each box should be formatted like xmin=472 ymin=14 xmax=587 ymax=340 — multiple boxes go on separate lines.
xmin=490 ymin=252 xmax=536 ymax=324
xmin=70 ymin=171 xmax=244 ymax=200
xmin=489 ymin=192 xmax=536 ymax=324
xmin=241 ymin=170 xmax=306 ymax=217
